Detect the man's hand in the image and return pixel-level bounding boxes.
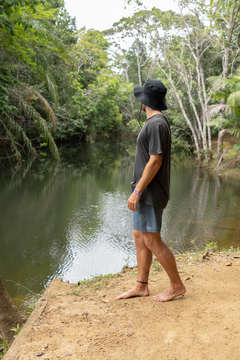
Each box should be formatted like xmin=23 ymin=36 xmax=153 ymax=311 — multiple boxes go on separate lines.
xmin=128 ymin=191 xmax=140 ymax=212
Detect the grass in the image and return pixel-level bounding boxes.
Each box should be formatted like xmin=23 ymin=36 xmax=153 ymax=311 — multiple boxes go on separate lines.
xmin=151 ymin=261 xmax=163 ymax=272
xmin=0 ymin=339 xmax=8 ymax=359
xmin=77 ymin=243 xmax=240 ymax=286
xmin=10 ymin=323 xmax=24 ymax=338
xmin=174 ymin=242 xmax=240 ymax=265
xmin=77 ymin=273 xmax=119 ymax=289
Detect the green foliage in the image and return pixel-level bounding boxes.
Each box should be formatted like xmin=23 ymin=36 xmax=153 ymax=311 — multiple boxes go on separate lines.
xmin=2 ymin=0 xmax=240 ymax=166
xmin=0 ymin=0 xmax=64 ymax=162
xmin=127 ymin=119 xmax=142 ymax=135
xmin=87 ymin=73 xmax=122 ymax=134
xmin=0 ymin=0 xmax=44 ymax=32
xmin=205 ymin=242 xmax=218 ymax=250
xmin=10 ymin=323 xmax=24 ymax=338
xmin=77 ymin=273 xmax=118 ymax=287
xmin=0 ymin=1 xmax=126 ymax=164
xmin=73 ymin=29 xmax=109 ymax=88
xmin=233 ymin=142 xmax=240 ymax=151
xmin=0 ymin=339 xmax=8 ymax=359
xmin=207 ymin=68 xmax=240 ymax=139
xmin=152 ymin=260 xmax=162 ymax=272
xmin=171 ymin=134 xmax=192 ymax=159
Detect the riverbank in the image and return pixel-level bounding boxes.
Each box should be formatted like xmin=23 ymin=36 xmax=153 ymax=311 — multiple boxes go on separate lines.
xmin=3 ymin=248 xmax=240 ymax=360
xmin=202 ymin=134 xmax=240 ymax=178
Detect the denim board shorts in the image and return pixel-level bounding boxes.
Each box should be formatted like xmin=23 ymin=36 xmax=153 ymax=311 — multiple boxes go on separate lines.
xmin=133 ymin=201 xmax=163 ymax=233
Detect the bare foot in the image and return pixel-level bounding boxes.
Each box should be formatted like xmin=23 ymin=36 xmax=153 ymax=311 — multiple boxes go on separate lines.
xmin=153 ymin=284 xmax=186 ymax=302
xmin=117 ymin=283 xmax=149 ymax=300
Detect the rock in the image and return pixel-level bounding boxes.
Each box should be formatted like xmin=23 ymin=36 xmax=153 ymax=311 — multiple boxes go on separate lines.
xmin=64 ymin=351 xmax=72 ymax=356
xmin=127 ymin=332 xmax=134 ymax=337
xmin=203 ymin=250 xmax=209 ymax=259
xmin=121 ymin=265 xmax=128 ymax=273
xmin=199 ymin=250 xmax=209 ymax=262
xmin=34 ymin=352 xmax=45 ymax=357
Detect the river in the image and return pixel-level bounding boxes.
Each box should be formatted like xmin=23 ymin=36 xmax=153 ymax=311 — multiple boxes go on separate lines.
xmin=0 ymin=139 xmax=239 ymax=298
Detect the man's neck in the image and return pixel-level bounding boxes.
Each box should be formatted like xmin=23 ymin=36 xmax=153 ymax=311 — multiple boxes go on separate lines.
xmin=146 ymin=107 xmax=162 ymax=119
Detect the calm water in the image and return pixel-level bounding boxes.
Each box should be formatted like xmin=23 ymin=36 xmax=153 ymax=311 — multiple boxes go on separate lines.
xmin=0 ymin=140 xmax=240 ymax=298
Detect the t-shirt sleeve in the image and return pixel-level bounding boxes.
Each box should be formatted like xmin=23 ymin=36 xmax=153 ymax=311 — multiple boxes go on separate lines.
xmin=148 ymin=123 xmax=167 ymax=156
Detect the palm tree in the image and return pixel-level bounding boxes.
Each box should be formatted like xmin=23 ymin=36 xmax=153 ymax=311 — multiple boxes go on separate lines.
xmin=207 ymin=68 xmax=240 ymax=162
xmin=0 ymin=81 xmax=60 ymax=163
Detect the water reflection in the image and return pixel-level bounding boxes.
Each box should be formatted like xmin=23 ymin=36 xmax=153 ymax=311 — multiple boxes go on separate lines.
xmin=163 ymin=166 xmax=240 ymax=251
xmin=0 ymin=140 xmax=240 ymax=298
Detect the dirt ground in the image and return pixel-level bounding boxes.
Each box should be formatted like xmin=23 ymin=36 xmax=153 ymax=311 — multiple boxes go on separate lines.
xmin=4 ymin=250 xmax=240 ymax=360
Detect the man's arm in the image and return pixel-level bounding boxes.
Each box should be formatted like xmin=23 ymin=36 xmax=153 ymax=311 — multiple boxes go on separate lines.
xmin=128 ymin=154 xmax=162 ymax=211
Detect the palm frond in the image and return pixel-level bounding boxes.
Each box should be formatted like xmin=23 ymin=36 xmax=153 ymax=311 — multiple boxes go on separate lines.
xmin=233 ymin=142 xmax=240 ymax=151
xmin=227 ymin=129 xmax=240 ymax=138
xmin=4 ymin=113 xmax=37 ymax=156
xmin=33 ymin=113 xmax=60 ymax=162
xmin=207 ymin=76 xmax=235 ymax=90
xmin=37 ymin=67 xmax=58 ymax=105
xmin=206 ymin=104 xmax=229 ymax=117
xmin=227 ymin=90 xmax=240 ymax=107
xmin=0 ymin=118 xmax=22 ymax=160
xmin=45 ymin=72 xmax=58 ymax=105
xmin=206 ymin=117 xmax=230 ymax=130
xmin=18 ymin=97 xmax=60 ymax=161
xmin=20 ymin=84 xmax=59 ymax=129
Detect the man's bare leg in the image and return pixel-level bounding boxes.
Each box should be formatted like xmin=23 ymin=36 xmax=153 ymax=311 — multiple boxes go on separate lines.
xmin=117 ymin=230 xmax=152 ymax=299
xmin=143 ymin=232 xmax=186 ymax=302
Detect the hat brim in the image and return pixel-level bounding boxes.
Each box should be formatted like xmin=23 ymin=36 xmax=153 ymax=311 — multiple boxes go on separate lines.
xmin=134 ymin=86 xmax=168 ymax=111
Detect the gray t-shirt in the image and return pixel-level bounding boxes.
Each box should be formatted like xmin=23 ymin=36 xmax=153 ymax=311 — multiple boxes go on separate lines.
xmin=131 ymin=113 xmax=171 ymax=209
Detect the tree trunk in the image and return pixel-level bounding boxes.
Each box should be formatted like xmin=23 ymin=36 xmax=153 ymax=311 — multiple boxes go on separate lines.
xmin=136 ymin=54 xmax=142 ymax=86
xmin=0 ymin=276 xmax=26 ymax=343
xmin=217 ymin=129 xmax=228 ymax=162
xmin=207 ymin=125 xmax=212 ymax=159
xmin=157 ymin=59 xmax=201 ymax=160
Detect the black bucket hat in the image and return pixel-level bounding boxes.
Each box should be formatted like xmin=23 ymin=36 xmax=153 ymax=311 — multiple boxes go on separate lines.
xmin=134 ymin=79 xmax=168 ymax=111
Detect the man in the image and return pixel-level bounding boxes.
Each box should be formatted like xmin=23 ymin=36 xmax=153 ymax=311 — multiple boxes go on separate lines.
xmin=117 ymin=79 xmax=186 ymax=302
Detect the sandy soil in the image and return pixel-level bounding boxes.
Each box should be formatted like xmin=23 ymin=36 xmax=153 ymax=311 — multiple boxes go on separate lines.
xmin=4 ymin=250 xmax=240 ymax=360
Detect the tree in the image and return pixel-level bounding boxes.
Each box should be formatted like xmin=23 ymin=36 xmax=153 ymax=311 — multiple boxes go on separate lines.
xmin=109 ymin=35 xmax=154 ymax=122
xmin=208 ymin=0 xmax=240 ymax=161
xmin=0 ymin=1 xmax=68 ymax=162
xmin=53 ymin=29 xmax=123 ymax=138
xmin=107 ymin=5 xmax=222 ymax=161
xmin=207 ymin=68 xmax=240 ymax=158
